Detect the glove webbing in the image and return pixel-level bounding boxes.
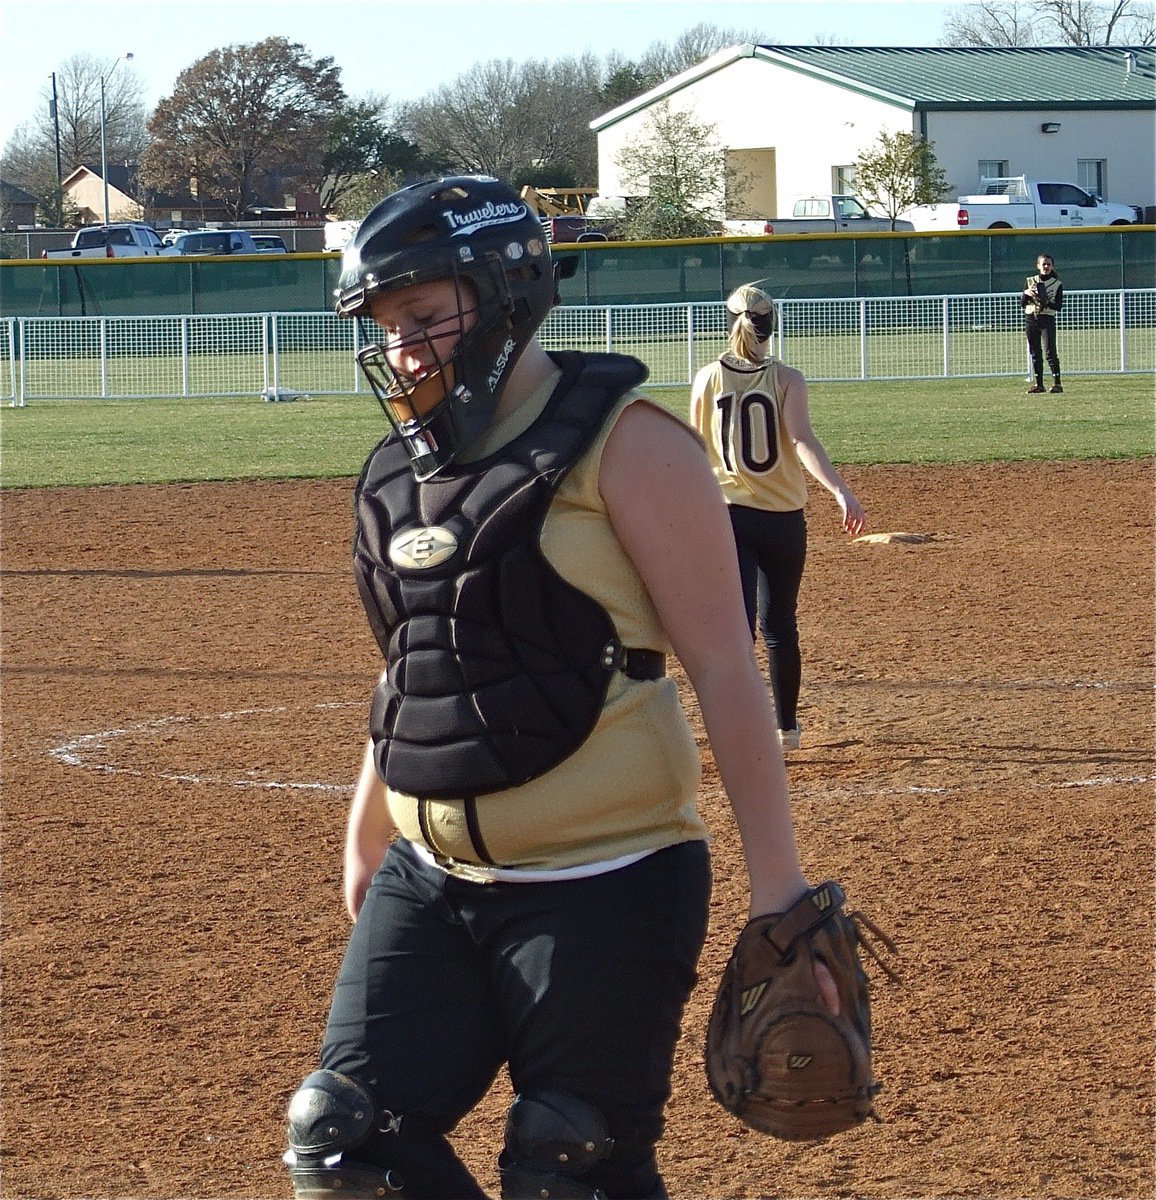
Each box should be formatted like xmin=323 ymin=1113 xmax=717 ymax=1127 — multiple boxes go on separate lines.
xmin=764 ymin=881 xmax=902 ymax=983
xmin=764 ymin=881 xmax=846 ymax=956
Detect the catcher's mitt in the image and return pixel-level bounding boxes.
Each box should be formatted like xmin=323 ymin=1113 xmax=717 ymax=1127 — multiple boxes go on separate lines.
xmin=704 ymin=881 xmax=897 ymax=1141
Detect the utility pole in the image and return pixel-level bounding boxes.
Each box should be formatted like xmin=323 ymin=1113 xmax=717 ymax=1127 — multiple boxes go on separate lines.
xmin=50 ymin=72 xmax=63 ymax=225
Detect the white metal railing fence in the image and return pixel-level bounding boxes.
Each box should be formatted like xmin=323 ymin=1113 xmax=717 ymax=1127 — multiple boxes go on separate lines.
xmin=4 ymin=289 xmax=1153 ymax=406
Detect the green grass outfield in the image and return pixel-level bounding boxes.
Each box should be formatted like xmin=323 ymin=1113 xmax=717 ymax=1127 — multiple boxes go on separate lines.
xmin=1 ymin=373 xmax=1152 ymax=489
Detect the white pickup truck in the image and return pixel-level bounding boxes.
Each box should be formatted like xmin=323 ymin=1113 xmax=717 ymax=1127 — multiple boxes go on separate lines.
xmin=41 ymin=223 xmax=166 ymax=259
xmin=723 ymin=195 xmax=914 ymax=237
xmin=902 ymin=177 xmax=1139 ymax=231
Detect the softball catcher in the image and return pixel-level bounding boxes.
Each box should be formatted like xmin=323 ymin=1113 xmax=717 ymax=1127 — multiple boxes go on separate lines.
xmin=282 ymin=176 xmax=885 ymax=1199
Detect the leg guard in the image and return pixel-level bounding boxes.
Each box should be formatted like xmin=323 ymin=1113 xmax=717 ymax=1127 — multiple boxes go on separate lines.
xmin=283 ymin=1069 xmax=408 ymax=1199
xmin=498 ymin=1090 xmax=613 ymax=1200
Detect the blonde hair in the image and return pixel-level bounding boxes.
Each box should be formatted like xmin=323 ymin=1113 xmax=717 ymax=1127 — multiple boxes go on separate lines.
xmin=725 ymin=284 xmax=776 ymax=363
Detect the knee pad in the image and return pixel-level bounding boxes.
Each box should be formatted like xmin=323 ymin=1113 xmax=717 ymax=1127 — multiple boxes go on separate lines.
xmin=283 ymin=1069 xmax=407 ymax=1198
xmin=498 ymin=1089 xmax=613 ymax=1200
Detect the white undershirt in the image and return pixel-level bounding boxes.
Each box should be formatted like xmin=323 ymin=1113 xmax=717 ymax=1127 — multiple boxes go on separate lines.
xmin=408 ymin=839 xmax=657 ymax=884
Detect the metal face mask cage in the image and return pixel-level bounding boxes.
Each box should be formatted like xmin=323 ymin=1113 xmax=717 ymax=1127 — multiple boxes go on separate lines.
xmin=355 ymin=337 xmax=460 ymax=481
xmin=355 ymin=257 xmax=513 ymax=480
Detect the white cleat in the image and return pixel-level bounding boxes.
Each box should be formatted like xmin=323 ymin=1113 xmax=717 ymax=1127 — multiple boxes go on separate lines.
xmin=779 ymin=724 xmax=802 ymax=752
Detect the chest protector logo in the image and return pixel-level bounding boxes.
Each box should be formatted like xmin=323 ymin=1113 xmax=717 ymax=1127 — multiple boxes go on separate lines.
xmin=353 ymin=352 xmax=648 ymax=800
xmin=389 ymin=526 xmax=458 ymax=570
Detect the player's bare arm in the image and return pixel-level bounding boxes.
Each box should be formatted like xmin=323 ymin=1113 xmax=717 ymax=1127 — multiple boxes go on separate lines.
xmin=780 ymin=369 xmax=866 ymax=536
xmin=344 ymin=737 xmax=395 ymax=920
xmin=600 ymin=401 xmax=809 ymax=916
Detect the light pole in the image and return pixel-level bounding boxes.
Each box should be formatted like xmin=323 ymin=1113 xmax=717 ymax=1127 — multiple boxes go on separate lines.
xmin=49 ymin=72 xmax=63 ymax=225
xmin=99 ymin=52 xmax=133 ymax=225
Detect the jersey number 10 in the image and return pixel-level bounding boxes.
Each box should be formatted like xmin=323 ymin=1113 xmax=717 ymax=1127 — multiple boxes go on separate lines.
xmin=714 ymin=389 xmax=781 ymax=475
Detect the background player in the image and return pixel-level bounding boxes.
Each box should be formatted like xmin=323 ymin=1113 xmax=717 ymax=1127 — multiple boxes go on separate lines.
xmin=689 ymin=283 xmax=866 ymax=751
xmin=1021 ymin=253 xmax=1065 ymax=394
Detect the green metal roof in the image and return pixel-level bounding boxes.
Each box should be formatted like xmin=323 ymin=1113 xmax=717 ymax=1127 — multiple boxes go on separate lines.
xmin=757 ymin=45 xmax=1155 ymax=109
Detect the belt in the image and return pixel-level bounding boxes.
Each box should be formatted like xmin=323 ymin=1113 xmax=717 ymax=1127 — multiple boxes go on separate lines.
xmin=600 ymin=642 xmax=666 ymax=680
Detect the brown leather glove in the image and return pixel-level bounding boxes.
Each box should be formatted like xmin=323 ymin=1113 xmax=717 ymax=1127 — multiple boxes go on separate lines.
xmin=704 ymin=881 xmax=896 ymax=1140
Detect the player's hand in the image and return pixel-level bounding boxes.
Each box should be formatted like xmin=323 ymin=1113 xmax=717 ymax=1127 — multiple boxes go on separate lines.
xmin=839 ymin=492 xmax=866 ymax=537
xmin=343 ymin=847 xmax=380 ymax=921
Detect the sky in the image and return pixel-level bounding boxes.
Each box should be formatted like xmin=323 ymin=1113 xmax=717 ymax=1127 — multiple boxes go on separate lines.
xmin=0 ymin=0 xmax=967 ymax=150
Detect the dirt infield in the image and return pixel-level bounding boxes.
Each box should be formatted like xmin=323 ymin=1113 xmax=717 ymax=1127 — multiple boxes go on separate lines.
xmin=2 ymin=460 xmax=1153 ymax=1200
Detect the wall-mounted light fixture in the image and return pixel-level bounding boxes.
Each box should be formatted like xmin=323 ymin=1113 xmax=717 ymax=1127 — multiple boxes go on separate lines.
xmin=1041 ymin=121 xmax=1062 ymax=134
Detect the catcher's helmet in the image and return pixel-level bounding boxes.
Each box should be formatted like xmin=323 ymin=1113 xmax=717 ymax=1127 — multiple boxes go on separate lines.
xmin=336 ymin=175 xmax=555 ymax=479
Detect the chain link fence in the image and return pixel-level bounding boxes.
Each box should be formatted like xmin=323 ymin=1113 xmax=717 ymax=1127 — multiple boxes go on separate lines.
xmin=4 ymin=289 xmax=1152 ymax=406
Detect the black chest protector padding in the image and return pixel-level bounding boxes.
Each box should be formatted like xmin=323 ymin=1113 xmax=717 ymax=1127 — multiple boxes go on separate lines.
xmin=353 ymin=351 xmax=649 ymax=799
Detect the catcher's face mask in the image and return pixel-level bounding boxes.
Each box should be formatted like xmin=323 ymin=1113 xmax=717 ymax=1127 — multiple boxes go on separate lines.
xmin=358 ymin=279 xmax=481 ymax=478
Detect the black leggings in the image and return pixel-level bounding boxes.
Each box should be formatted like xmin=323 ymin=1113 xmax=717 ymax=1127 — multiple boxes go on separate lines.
xmin=318 ymin=837 xmax=712 ymax=1199
xmin=727 ymin=504 xmax=808 ymax=730
xmin=1026 ymin=314 xmax=1060 ymax=380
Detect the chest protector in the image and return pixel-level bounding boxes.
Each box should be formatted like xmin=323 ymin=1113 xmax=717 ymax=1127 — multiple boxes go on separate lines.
xmin=353 ymin=351 xmax=648 ymax=799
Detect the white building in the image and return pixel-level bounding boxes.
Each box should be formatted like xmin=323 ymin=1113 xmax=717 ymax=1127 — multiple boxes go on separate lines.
xmin=591 ymin=44 xmax=1156 ymax=219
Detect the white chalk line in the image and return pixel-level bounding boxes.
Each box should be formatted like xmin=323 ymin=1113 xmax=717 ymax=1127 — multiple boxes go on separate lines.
xmin=49 ymin=703 xmax=361 ymax=794
xmin=47 ymin=695 xmax=1155 ymax=798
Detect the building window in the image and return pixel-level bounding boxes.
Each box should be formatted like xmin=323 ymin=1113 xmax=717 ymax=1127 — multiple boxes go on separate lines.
xmin=832 ymin=165 xmax=856 ymax=194
xmin=1077 ymin=159 xmax=1107 ymax=198
xmin=978 ymin=160 xmax=1009 ymax=185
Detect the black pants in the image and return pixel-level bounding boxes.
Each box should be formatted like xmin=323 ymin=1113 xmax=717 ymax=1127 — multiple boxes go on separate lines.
xmin=1026 ymin=314 xmax=1060 ymax=381
xmin=728 ymin=503 xmax=808 ymax=730
xmin=317 ymin=837 xmax=712 ymax=1199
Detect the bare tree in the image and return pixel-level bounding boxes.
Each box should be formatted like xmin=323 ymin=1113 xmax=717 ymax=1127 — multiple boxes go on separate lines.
xmin=943 ymin=1 xmax=1040 ymax=44
xmin=1034 ymin=0 xmax=1154 ymax=42
xmin=397 ymin=26 xmax=770 ymax=188
xmin=1 ymin=53 xmax=145 ymax=224
xmin=635 ymin=23 xmax=766 ymax=81
xmin=1 ymin=54 xmax=145 ymax=178
xmin=943 ymin=0 xmax=1154 ymax=44
xmin=45 ymin=55 xmax=145 ymax=171
xmin=613 ymin=101 xmax=734 ymax=240
xmin=401 ymin=55 xmax=605 ymax=186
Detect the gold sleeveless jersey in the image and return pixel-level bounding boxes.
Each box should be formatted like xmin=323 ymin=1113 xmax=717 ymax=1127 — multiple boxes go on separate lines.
xmin=1022 ymin=273 xmax=1064 ymax=317
xmin=691 ymin=354 xmax=808 ymax=512
xmin=385 ymin=367 xmax=707 ymax=874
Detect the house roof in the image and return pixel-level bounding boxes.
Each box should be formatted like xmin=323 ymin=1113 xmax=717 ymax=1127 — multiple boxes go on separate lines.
xmin=591 ymin=43 xmax=1156 ymax=130
xmin=63 ymin=162 xmax=227 ymax=211
xmin=0 ymin=179 xmax=39 ymax=205
xmin=755 ymin=44 xmax=1156 ymax=109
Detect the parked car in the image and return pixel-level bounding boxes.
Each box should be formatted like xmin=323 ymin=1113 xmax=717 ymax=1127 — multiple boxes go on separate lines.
xmin=41 ymin=223 xmax=166 ymax=259
xmin=159 ymin=229 xmax=263 ymax=256
xmin=249 ymin=233 xmax=289 ymax=253
xmin=722 ymin=195 xmax=911 ymax=237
